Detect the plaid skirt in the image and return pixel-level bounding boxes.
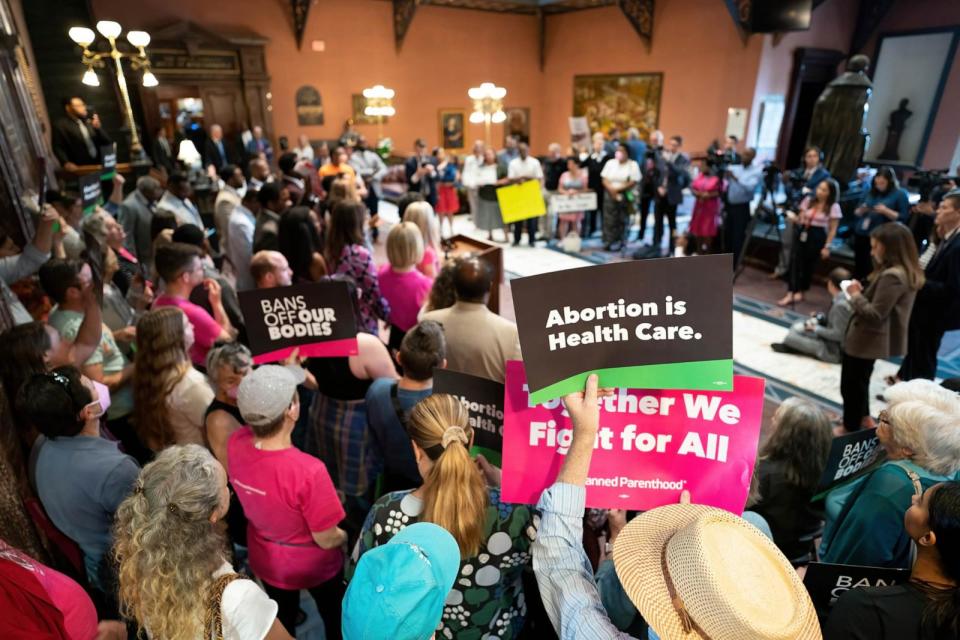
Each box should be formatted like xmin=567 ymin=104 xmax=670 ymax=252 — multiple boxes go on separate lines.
xmin=305 ymin=392 xmax=373 ymax=499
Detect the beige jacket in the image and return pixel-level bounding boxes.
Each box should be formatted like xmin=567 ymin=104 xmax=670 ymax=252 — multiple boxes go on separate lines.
xmin=422 ymin=301 xmax=522 ymax=383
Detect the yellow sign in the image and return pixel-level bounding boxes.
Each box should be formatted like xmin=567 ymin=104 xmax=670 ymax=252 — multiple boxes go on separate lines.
xmin=497 ymin=180 xmax=546 ymax=224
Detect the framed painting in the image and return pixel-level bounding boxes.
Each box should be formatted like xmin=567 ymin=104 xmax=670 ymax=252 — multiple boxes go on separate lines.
xmin=504 ymin=107 xmax=530 ymax=145
xmin=351 ymin=93 xmax=389 ymax=126
xmin=439 ymin=109 xmax=465 ymax=149
xmin=573 ymin=73 xmax=663 ymax=141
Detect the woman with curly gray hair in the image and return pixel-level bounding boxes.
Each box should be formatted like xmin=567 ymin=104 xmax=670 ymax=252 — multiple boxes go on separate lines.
xmin=113 ymin=444 xmax=290 ymax=640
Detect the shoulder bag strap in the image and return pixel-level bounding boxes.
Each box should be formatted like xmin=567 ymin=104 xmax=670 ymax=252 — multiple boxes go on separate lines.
xmin=205 ymin=573 xmax=244 ymax=640
xmin=390 ymin=382 xmax=408 ymax=432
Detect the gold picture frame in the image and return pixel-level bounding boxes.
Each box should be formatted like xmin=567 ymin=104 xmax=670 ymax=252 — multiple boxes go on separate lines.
xmin=438 ymin=109 xmax=465 ymax=150
xmin=573 ymin=73 xmax=663 ymax=141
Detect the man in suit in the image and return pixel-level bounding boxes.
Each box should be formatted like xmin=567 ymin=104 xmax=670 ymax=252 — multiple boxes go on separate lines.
xmin=245 ymin=125 xmax=274 ymax=167
xmin=898 ymin=190 xmax=960 ymax=380
xmin=584 ymin=132 xmax=611 ymax=239
xmin=51 ymin=96 xmax=112 ymax=170
xmin=203 ymin=124 xmax=234 ymax=175
xmin=636 ymin=130 xmax=665 ymax=242
xmin=150 ymin=127 xmax=176 ymax=175
xmin=405 ymin=138 xmax=438 ymax=208
xmin=118 ymin=176 xmax=163 ymax=267
xmin=157 ymin=173 xmax=203 ymax=228
xmin=655 ymin=135 xmax=691 ymax=255
xmin=421 ymin=257 xmax=520 ymax=383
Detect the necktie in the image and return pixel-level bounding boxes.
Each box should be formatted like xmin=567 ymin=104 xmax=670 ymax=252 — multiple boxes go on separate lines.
xmin=78 ymin=121 xmax=97 ymax=159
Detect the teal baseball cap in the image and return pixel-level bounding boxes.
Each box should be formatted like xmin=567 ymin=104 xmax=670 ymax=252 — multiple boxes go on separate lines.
xmin=343 ymin=522 xmax=460 ymax=640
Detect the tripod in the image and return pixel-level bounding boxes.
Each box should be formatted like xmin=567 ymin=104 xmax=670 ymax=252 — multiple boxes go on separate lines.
xmin=733 ymin=181 xmax=783 ymax=283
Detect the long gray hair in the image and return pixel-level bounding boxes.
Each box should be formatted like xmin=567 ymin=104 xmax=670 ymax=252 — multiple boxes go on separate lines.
xmin=758 ymin=397 xmax=832 ymax=491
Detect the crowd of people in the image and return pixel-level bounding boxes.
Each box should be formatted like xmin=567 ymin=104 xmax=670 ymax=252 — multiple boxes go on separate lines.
xmin=0 ymin=96 xmax=958 ymax=640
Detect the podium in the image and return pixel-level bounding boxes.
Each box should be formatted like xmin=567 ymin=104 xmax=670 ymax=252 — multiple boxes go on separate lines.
xmin=443 ymin=235 xmax=503 ymax=315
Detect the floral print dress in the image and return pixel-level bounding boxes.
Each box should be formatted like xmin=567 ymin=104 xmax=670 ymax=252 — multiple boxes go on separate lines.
xmin=352 ymin=487 xmax=539 ymax=639
xmin=333 ymin=244 xmax=390 ymax=334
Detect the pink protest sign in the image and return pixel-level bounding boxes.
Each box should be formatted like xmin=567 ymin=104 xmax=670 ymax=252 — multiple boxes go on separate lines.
xmin=501 ymin=361 xmax=765 ymax=514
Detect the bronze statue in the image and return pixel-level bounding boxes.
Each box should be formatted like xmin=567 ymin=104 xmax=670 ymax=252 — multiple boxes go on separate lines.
xmin=878 ymin=98 xmax=912 ymax=161
xmin=806 ymin=54 xmax=873 ymax=186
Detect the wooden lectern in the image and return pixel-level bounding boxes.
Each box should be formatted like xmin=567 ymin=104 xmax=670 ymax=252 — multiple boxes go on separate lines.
xmin=443 ymin=235 xmax=503 ymax=314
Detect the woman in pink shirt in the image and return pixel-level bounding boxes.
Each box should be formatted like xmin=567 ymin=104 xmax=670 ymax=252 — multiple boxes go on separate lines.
xmin=229 ymin=365 xmax=347 ymax=639
xmin=403 ymin=201 xmax=442 ymax=278
xmin=378 ymin=222 xmax=434 ymax=351
xmin=779 ymin=178 xmax=842 ymax=306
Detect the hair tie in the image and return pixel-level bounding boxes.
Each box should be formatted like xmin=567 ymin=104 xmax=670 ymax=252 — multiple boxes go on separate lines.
xmin=441 ymin=426 xmax=468 ymax=449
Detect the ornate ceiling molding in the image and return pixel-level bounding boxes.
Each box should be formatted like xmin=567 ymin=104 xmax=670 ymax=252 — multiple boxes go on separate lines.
xmin=618 ymin=0 xmax=653 ymax=49
xmin=393 ymin=0 xmax=419 ymax=52
xmin=292 ymin=0 xmax=310 ymax=50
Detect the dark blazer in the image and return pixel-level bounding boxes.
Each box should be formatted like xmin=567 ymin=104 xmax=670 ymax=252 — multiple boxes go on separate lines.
xmin=203 ymin=138 xmax=236 ymax=171
xmin=404 ymin=155 xmax=438 ymax=206
xmin=663 ymin=152 xmax=691 ymax=206
xmin=52 ymin=117 xmax=112 ymax=166
xmin=585 ymin=151 xmax=611 ymax=192
xmin=916 ymin=230 xmax=960 ymax=331
xmin=845 ymin=267 xmax=918 ymax=360
xmin=151 ymin=136 xmax=176 ymax=174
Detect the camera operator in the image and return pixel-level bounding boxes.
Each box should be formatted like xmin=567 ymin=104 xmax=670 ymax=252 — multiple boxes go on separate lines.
xmin=52 ymin=96 xmax=112 ymax=171
xmin=724 ymin=147 xmax=762 ymax=266
xmin=771 ymin=146 xmax=831 ymax=279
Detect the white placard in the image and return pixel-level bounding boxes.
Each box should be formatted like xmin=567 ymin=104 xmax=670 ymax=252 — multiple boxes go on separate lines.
xmin=757 ymin=97 xmax=785 ymax=150
xmin=550 ymin=191 xmax=597 ymax=214
xmin=377 ymin=199 xmax=400 ymax=225
xmin=726 ymin=107 xmax=749 ymax=141
xmin=569 ymin=117 xmax=591 ymax=147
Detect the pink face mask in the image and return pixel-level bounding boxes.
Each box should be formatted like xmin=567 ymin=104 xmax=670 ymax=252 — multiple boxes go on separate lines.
xmin=90 ymin=380 xmax=112 ymax=418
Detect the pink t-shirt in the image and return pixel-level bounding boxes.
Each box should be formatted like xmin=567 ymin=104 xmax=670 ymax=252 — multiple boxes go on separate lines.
xmin=417 ymin=245 xmax=441 ymax=278
xmin=799 ymin=197 xmax=843 ymax=229
xmin=377 ymin=265 xmax=434 ymax=332
xmin=227 ymin=427 xmax=345 ymax=589
xmin=153 ymin=294 xmax=222 ymax=366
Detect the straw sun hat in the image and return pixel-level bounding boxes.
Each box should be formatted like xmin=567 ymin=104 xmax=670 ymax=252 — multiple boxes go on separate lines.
xmin=612 ymin=504 xmax=821 ymax=640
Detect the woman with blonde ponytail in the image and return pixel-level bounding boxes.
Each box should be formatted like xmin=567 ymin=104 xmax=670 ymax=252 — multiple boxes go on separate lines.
xmin=352 ymin=394 xmax=537 ymax=639
xmin=114 ymin=444 xmax=290 ymax=640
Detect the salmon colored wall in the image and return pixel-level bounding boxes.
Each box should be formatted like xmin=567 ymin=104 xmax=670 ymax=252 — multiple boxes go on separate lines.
xmin=90 ymin=0 xmax=765 ymax=156
xmin=89 ymin=0 xmax=541 ymax=154
xmin=542 ymin=2 xmax=764 ymax=156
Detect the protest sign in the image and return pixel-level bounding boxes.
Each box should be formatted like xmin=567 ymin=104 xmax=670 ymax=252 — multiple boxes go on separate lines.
xmin=814 ymin=429 xmax=884 ymax=497
xmin=238 ymin=281 xmax=358 ymax=364
xmin=497 ymin=180 xmax=546 ymax=224
xmin=569 ymin=116 xmax=590 ymax=147
xmin=549 ymin=192 xmax=597 ymax=214
xmin=802 ymin=562 xmax=910 ymax=620
xmin=79 ymin=172 xmax=102 ymax=214
xmin=377 ymin=199 xmax=400 ymax=225
xmin=100 ymin=144 xmax=117 ymax=179
xmin=501 ymin=361 xmax=764 ymax=513
xmin=433 ymin=369 xmax=505 ymax=465
xmin=511 ymin=254 xmax=733 ymax=404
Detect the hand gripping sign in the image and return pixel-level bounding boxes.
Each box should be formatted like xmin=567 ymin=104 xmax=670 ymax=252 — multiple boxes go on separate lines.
xmin=501 ymin=361 xmax=765 ymax=514
xmin=510 ymin=253 xmax=734 ymax=405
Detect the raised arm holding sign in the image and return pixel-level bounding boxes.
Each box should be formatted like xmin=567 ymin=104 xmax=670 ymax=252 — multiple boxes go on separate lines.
xmin=511 ymin=253 xmax=734 ymax=404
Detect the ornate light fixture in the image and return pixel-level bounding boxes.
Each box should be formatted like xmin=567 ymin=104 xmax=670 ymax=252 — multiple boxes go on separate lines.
xmin=362 ymin=84 xmax=395 ymax=140
xmin=68 ymin=21 xmax=158 ymax=162
xmin=468 ymin=82 xmax=506 ymax=146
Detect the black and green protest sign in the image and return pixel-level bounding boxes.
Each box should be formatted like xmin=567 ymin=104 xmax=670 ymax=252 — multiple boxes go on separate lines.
xmin=511 ymin=254 xmax=733 ymax=404
xmin=803 ymin=562 xmax=910 ymax=620
xmin=813 ymin=429 xmax=884 ymax=499
xmin=433 ymin=368 xmax=505 ymax=465
xmin=79 ymin=172 xmax=103 ymax=214
xmin=100 ymin=144 xmax=117 ymax=179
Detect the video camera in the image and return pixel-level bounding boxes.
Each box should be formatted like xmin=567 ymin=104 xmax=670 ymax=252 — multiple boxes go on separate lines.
xmin=907 ymin=169 xmax=958 ymax=202
xmin=705 ymin=145 xmax=741 ymax=173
